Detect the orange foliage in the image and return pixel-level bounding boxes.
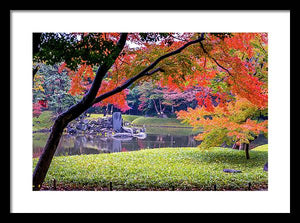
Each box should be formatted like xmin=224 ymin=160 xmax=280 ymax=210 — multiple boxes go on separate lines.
xmin=177 ymin=96 xmax=268 ymax=146
xmin=58 ymin=32 xmax=268 ymax=127
xmin=58 ymin=60 xmax=130 ymax=112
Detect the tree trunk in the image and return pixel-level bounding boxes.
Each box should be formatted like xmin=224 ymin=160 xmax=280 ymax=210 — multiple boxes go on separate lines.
xmin=237 ymin=143 xmax=250 ymax=159
xmin=33 ymin=90 xmax=104 ymax=190
xmin=152 ymin=99 xmax=160 ymax=116
xmin=245 ymin=143 xmax=250 ymax=159
xmin=159 ymin=99 xmax=163 ymax=115
xmin=33 ymin=112 xmax=73 ymax=190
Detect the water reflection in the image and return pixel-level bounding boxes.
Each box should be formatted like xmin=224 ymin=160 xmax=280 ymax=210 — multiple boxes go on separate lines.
xmin=33 ymin=133 xmax=267 ymax=158
xmin=33 ymin=133 xmax=201 ymax=158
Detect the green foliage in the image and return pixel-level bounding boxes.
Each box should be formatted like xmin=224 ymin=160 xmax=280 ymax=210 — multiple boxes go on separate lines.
xmin=34 ymin=33 xmax=118 ymax=70
xmin=33 ymin=63 xmax=81 ymax=114
xmin=125 ymin=87 xmax=143 ymax=115
xmin=209 ymin=72 xmax=230 ymax=94
xmin=197 ymin=128 xmax=232 ymax=149
xmin=33 ymin=145 xmax=268 ymax=190
xmin=134 ymin=81 xmax=165 ymax=115
xmin=32 ymin=111 xmax=55 ymax=131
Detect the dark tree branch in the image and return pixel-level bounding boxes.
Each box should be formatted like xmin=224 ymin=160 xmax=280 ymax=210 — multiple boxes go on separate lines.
xmin=58 ymin=33 xmax=128 ymax=118
xmin=92 ymin=34 xmax=205 ymax=105
xmin=32 ymin=66 xmax=40 ymax=80
xmin=145 ymin=67 xmax=165 ymax=76
xmin=81 ymin=33 xmax=128 ymax=105
xmin=33 ymin=33 xmax=42 ymax=57
xmin=199 ymin=38 xmax=233 ymax=77
xmin=92 ymin=67 xmax=165 ymax=105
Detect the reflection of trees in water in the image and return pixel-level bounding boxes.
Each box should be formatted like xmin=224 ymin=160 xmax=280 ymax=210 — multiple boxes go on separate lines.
xmin=155 ymin=135 xmax=163 ymax=148
xmin=54 ymin=135 xmax=126 ymax=155
xmin=55 ymin=135 xmax=99 ymax=156
xmin=35 ymin=133 xmax=203 ymax=157
xmin=74 ymin=136 xmax=85 ymax=154
xmin=137 ymin=138 xmax=145 ymax=149
xmin=33 ymin=132 xmax=267 ymax=158
xmin=134 ymin=134 xmax=200 ymax=150
xmin=187 ymin=135 xmax=197 ymax=147
xmin=108 ymin=138 xmax=122 ymax=153
xmin=120 ymin=138 xmax=139 ymax=152
xmin=156 ymin=135 xmax=164 ymax=142
xmin=33 ymin=147 xmax=44 ymax=158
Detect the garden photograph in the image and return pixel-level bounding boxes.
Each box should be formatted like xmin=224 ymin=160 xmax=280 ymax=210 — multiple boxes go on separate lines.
xmin=11 ymin=11 xmax=291 ymax=213
xmin=32 ymin=31 xmax=269 ymax=192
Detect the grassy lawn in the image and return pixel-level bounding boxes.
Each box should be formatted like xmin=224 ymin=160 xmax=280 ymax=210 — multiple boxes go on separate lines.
xmin=85 ymin=113 xmax=105 ymax=120
xmin=145 ymin=126 xmax=201 ymax=136
xmin=122 ymin=115 xmax=141 ymax=123
xmin=33 ymin=111 xmax=55 ymax=132
xmin=33 ymin=144 xmax=268 ymax=191
xmin=131 ymin=116 xmax=190 ymax=127
xmin=86 ymin=114 xmax=141 ymax=123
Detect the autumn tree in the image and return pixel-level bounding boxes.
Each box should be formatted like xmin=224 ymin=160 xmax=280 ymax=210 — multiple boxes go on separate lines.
xmin=177 ymin=96 xmax=268 ymax=159
xmin=177 ymin=33 xmax=268 ymax=159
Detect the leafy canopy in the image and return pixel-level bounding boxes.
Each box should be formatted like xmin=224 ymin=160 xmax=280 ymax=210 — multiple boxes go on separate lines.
xmin=33 ymin=32 xmax=268 ymax=148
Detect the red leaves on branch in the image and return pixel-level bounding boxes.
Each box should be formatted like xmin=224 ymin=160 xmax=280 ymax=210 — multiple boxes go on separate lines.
xmin=56 ymin=32 xmax=268 ymax=124
xmin=59 ymin=59 xmax=131 ymax=112
xmin=38 ymin=100 xmax=48 ymax=108
xmin=93 ymin=79 xmax=131 ymax=112
xmin=58 ymin=62 xmax=67 ymax=74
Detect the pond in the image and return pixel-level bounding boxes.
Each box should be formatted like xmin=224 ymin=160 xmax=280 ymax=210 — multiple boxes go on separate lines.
xmin=33 ymin=129 xmax=267 ymax=158
xmin=33 ymin=132 xmax=201 ymax=158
